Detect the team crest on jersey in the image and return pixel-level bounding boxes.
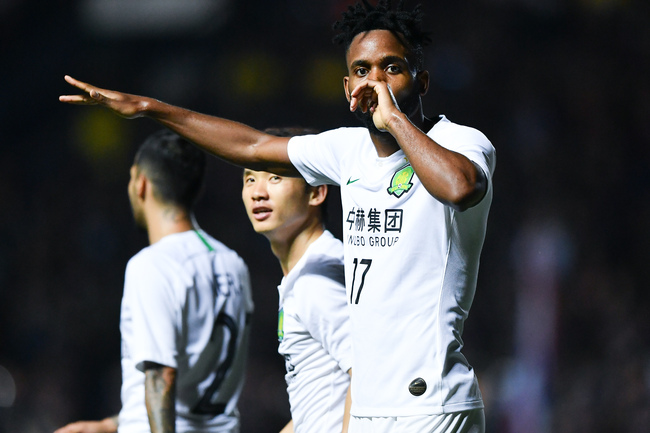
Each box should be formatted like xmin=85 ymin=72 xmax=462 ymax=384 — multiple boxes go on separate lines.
xmin=277 ymin=308 xmax=284 ymax=341
xmin=387 ymin=164 xmax=414 ymax=197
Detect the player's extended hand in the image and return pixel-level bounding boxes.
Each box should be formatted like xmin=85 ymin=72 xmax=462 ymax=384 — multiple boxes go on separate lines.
xmin=53 ymin=418 xmax=117 ymax=433
xmin=349 ymin=79 xmax=400 ymax=132
xmin=59 ymin=75 xmax=151 ymax=119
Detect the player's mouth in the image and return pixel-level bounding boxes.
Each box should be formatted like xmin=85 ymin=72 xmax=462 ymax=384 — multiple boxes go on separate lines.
xmin=251 ymin=206 xmax=272 ymax=221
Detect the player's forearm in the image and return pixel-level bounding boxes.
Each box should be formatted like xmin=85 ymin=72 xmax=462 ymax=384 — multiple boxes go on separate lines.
xmin=102 ymin=415 xmax=119 ymax=432
xmin=342 ymin=370 xmax=352 ymax=433
xmin=143 ymin=100 xmax=295 ymax=174
xmin=53 ymin=416 xmax=118 ymax=433
xmin=386 ymin=112 xmax=486 ymax=211
xmin=149 ymin=101 xmax=261 ymax=162
xmin=145 ymin=365 xmax=177 ymax=433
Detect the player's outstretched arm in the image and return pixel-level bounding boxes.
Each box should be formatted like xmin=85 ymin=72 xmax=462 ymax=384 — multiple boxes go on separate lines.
xmin=53 ymin=416 xmax=118 ymax=433
xmin=60 ymin=76 xmax=298 ymax=176
xmin=59 ymin=75 xmax=151 ymax=119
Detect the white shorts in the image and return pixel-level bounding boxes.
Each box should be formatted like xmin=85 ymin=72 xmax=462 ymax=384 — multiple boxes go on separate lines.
xmin=349 ymin=409 xmax=485 ymax=433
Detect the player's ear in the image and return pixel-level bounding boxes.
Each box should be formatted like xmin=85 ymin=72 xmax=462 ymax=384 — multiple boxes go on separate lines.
xmin=416 ymin=70 xmax=429 ymax=96
xmin=343 ymin=76 xmax=351 ymax=102
xmin=309 ymin=185 xmax=328 ymax=207
xmin=136 ymin=173 xmax=148 ymax=200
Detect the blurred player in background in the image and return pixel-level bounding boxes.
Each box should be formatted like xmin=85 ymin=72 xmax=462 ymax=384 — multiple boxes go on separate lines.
xmin=54 ymin=131 xmax=254 ymax=433
xmin=60 ymin=1 xmax=495 ymax=431
xmin=242 ymin=127 xmax=351 ymax=433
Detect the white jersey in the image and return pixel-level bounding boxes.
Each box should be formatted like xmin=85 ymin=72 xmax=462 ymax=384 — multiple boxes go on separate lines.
xmin=277 ymin=231 xmax=352 ymax=433
xmin=287 ymin=116 xmax=495 ymax=417
xmin=118 ymin=229 xmax=253 ymax=433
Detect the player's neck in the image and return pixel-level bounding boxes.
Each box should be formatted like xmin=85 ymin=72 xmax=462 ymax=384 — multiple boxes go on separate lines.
xmin=370 ymin=133 xmax=401 ymax=157
xmin=269 ymin=220 xmax=325 ymax=276
xmin=146 ymin=205 xmax=194 ymax=245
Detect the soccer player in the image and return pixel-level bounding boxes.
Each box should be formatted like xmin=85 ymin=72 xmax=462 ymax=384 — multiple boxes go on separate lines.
xmin=242 ymin=127 xmax=352 ymax=433
xmin=54 ymin=131 xmax=254 ymax=433
xmin=60 ymin=1 xmax=495 ymax=431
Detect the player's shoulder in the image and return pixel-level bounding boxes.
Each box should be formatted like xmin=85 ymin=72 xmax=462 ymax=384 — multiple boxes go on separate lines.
xmin=431 ymin=115 xmax=491 ymax=144
xmin=291 ymin=126 xmax=369 ymax=145
xmin=294 ymin=232 xmax=345 ymax=289
xmin=319 ymin=230 xmax=344 ymax=252
xmin=126 ymin=235 xmax=183 ymax=274
xmin=326 ymin=126 xmax=369 ymax=137
xmin=128 ymin=240 xmax=170 ymax=266
xmin=129 ymin=230 xmax=242 ymax=267
xmin=202 ymin=232 xmax=249 ymax=268
xmin=124 ymin=247 xmax=171 ymax=287
xmin=431 ymin=115 xmax=495 ymax=171
xmin=306 ymin=231 xmax=344 ymax=261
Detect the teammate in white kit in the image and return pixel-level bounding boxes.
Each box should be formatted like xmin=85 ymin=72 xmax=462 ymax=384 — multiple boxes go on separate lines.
xmin=55 ymin=131 xmax=253 ymax=433
xmin=60 ymin=1 xmax=495 ymax=431
xmin=241 ymin=128 xmax=352 ymax=433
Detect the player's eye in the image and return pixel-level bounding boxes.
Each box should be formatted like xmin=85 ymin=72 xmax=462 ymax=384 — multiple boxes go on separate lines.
xmin=270 ymin=175 xmax=282 ymax=182
xmin=386 ymin=65 xmax=401 ymax=74
xmin=355 ymin=67 xmax=369 ymax=77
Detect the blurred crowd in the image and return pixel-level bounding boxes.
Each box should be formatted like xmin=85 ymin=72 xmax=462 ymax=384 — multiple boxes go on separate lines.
xmin=0 ymin=0 xmax=648 ymax=432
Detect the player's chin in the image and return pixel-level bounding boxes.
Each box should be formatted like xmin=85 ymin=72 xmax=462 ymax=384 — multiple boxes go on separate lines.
xmin=251 ymin=220 xmax=274 ymax=234
xmin=354 ymin=110 xmax=387 ymax=135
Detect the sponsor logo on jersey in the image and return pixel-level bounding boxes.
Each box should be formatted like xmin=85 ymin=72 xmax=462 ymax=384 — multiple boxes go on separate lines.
xmin=346 ymin=176 xmax=361 ymax=185
xmin=387 ymin=164 xmax=414 ymax=197
xmin=277 ymin=308 xmax=284 ymax=341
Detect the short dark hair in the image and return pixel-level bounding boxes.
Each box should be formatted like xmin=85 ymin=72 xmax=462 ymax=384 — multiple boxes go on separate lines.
xmin=134 ymin=130 xmax=206 ymax=210
xmin=332 ymin=0 xmax=431 ymax=70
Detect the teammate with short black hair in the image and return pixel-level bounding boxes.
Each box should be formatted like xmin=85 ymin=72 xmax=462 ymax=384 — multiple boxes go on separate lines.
xmin=60 ymin=1 xmax=495 ymax=431
xmin=55 ymin=131 xmax=253 ymax=433
xmin=242 ymin=127 xmax=351 ymax=433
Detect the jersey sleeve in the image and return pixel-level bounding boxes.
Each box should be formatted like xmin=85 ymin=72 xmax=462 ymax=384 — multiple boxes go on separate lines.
xmin=124 ymin=252 xmax=179 ymax=371
xmin=292 ymin=258 xmax=352 ymax=373
xmin=431 ymin=116 xmax=496 ymax=182
xmin=287 ymin=128 xmax=360 ymax=187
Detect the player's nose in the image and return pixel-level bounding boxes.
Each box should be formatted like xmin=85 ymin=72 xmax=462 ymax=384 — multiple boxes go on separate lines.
xmin=251 ymin=181 xmax=268 ymax=200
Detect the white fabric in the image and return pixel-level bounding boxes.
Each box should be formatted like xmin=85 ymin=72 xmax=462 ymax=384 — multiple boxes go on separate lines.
xmin=277 ymin=231 xmax=352 ymax=433
xmin=287 ymin=116 xmax=495 ymax=417
xmin=118 ymin=230 xmax=253 ymax=433
xmin=349 ymin=409 xmax=485 ymax=433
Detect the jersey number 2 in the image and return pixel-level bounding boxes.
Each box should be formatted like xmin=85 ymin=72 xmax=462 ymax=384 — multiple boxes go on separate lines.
xmin=350 ymin=258 xmax=372 ymax=304
xmin=192 ymin=312 xmax=238 ymax=416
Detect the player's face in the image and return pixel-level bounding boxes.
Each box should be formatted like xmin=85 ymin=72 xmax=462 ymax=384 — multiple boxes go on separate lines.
xmin=127 ymin=165 xmax=146 ymax=230
xmin=242 ymin=169 xmax=314 ymax=241
xmin=344 ymin=29 xmax=427 ymax=132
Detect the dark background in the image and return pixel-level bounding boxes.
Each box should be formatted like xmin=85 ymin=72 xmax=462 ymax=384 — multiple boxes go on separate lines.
xmin=1 ymin=0 xmax=649 ymax=432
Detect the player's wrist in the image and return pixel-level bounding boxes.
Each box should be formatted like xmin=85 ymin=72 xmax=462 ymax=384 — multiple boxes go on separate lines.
xmin=100 ymin=415 xmax=119 ymax=432
xmin=382 ymin=109 xmax=409 ymax=134
xmin=136 ymin=97 xmax=161 ymax=119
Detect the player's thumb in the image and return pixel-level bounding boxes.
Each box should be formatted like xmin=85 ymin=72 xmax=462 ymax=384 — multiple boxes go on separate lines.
xmin=89 ymin=89 xmax=105 ymax=102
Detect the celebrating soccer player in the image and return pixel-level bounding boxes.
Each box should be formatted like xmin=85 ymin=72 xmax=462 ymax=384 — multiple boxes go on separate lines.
xmin=60 ymin=2 xmax=495 ymax=431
